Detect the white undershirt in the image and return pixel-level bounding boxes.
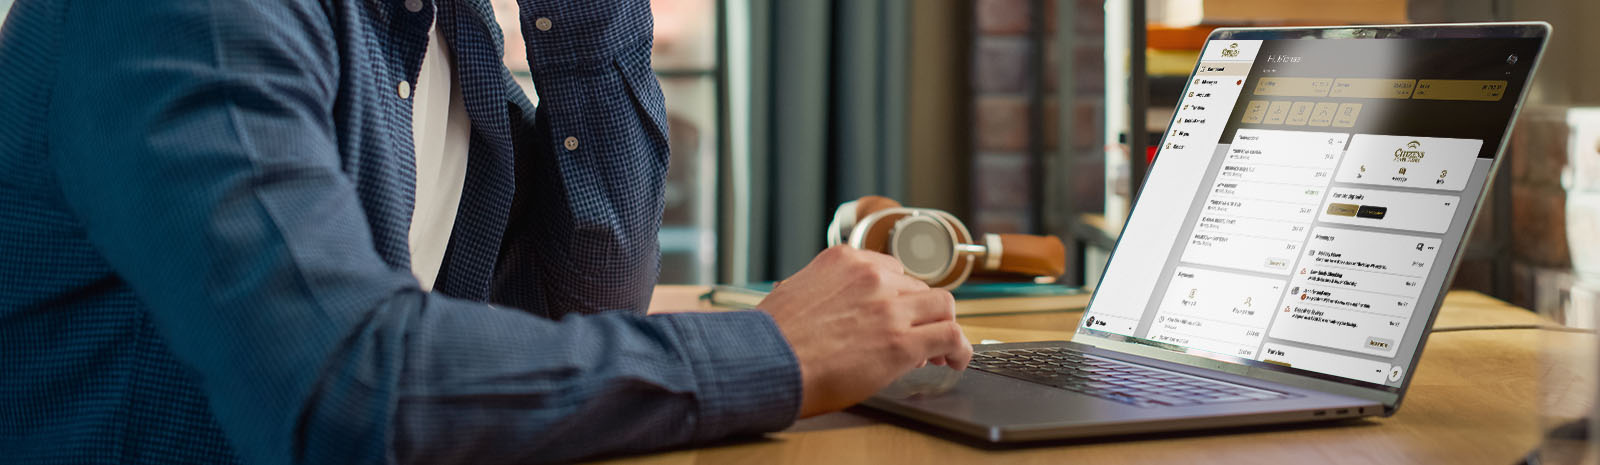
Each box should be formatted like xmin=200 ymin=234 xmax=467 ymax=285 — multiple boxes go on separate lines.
xmin=408 ymin=23 xmax=472 ymax=291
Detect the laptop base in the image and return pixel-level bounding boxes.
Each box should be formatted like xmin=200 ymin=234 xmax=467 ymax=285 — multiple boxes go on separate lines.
xmin=864 ymin=342 xmax=1381 ymax=443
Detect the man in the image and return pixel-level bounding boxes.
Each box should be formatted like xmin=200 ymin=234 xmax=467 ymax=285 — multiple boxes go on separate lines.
xmin=0 ymin=1 xmax=972 ymax=463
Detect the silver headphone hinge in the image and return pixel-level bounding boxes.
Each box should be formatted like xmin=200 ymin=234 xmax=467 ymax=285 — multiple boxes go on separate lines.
xmin=954 ymin=235 xmax=1003 ymax=271
xmin=983 ymin=233 xmax=1003 ymax=270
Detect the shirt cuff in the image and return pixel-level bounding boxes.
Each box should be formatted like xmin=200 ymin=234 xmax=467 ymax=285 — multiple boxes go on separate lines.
xmin=664 ymin=310 xmax=802 ymax=441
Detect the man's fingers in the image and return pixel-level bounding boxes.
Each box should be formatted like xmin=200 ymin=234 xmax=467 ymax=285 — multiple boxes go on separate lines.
xmin=907 ymin=320 xmax=973 ymax=370
xmin=945 ymin=337 xmax=973 ymax=370
xmin=898 ymin=289 xmax=957 ymax=326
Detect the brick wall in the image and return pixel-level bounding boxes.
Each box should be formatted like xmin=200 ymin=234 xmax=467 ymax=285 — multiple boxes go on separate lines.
xmin=972 ymin=0 xmax=1038 ymax=234
xmin=1454 ymin=105 xmax=1593 ymax=322
xmin=970 ymin=0 xmax=1104 ymax=238
xmin=1060 ymin=0 xmax=1106 ymax=220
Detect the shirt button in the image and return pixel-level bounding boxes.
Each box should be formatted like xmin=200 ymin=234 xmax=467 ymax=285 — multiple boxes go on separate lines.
xmin=404 ymin=0 xmax=423 ymax=13
xmin=535 ymin=17 xmax=553 ymax=31
xmin=563 ymin=136 xmax=579 ymax=151
xmin=398 ymin=81 xmax=411 ymax=99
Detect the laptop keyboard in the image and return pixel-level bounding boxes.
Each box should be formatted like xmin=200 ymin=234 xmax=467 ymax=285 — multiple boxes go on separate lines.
xmin=969 ymin=347 xmax=1293 ymax=408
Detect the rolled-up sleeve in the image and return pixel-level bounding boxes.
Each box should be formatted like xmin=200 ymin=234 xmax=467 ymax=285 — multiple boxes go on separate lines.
xmin=45 ymin=1 xmax=799 ymax=464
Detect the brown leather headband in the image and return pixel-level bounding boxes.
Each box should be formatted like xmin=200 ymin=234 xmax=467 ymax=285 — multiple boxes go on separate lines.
xmin=994 ymin=233 xmax=1066 ymax=277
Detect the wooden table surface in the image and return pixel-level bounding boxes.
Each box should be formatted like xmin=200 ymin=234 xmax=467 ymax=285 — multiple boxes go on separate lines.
xmin=622 ymin=286 xmax=1596 ymax=465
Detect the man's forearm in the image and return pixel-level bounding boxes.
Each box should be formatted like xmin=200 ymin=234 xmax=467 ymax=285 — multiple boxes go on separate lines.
xmin=389 ymin=308 xmax=801 ymax=463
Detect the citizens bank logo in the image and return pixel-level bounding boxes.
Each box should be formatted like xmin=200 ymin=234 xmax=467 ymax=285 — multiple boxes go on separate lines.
xmin=1221 ymin=43 xmax=1241 ymax=58
xmin=1393 ymin=140 xmax=1426 ymax=163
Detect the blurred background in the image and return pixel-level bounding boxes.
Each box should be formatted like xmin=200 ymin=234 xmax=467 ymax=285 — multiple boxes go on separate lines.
xmin=6 ymin=1 xmax=1592 ymax=324
xmin=545 ymin=0 xmax=1594 ymax=331
xmin=563 ymin=0 xmax=1597 ymax=332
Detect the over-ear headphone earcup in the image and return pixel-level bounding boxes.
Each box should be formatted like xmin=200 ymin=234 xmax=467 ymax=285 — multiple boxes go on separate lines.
xmin=848 ymin=208 xmax=910 ymax=255
xmin=826 ymin=200 xmax=860 ymax=247
xmin=854 ymin=196 xmax=901 ymax=219
xmin=827 ymin=196 xmax=904 ymax=248
xmin=920 ymin=213 xmax=974 ymax=289
xmin=926 ymin=210 xmax=973 ymax=245
xmin=924 ymin=256 xmax=973 ymax=289
xmin=869 ymin=210 xmax=973 ymax=289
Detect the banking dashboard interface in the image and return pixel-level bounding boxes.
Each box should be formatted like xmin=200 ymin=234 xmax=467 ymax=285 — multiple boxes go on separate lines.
xmin=1080 ymin=35 xmax=1541 ymax=388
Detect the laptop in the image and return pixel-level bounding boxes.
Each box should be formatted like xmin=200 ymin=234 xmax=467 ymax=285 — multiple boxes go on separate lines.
xmin=864 ymin=22 xmax=1551 ymax=442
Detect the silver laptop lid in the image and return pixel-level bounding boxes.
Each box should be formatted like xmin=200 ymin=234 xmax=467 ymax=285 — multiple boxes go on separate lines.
xmin=1073 ymin=22 xmax=1550 ymax=409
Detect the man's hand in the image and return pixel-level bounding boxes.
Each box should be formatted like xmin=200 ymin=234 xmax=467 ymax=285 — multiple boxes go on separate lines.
xmin=759 ymin=246 xmax=974 ymax=418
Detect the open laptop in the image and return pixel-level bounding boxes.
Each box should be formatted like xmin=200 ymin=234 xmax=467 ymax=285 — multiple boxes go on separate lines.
xmin=865 ymin=22 xmax=1551 ymax=442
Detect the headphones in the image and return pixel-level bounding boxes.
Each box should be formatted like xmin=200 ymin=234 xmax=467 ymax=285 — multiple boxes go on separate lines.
xmin=826 ymin=196 xmax=1067 ymax=289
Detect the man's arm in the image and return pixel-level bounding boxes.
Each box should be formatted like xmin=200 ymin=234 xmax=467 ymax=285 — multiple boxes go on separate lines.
xmin=48 ymin=1 xmax=796 ymax=463
xmin=493 ymin=0 xmax=672 ymax=317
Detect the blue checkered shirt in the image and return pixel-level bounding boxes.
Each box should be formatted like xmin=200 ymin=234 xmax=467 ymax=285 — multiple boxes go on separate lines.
xmin=0 ymin=1 xmax=801 ymax=463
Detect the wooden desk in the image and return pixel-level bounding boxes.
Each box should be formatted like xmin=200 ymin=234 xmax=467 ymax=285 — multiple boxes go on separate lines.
xmin=629 ymin=286 xmax=1595 ymax=464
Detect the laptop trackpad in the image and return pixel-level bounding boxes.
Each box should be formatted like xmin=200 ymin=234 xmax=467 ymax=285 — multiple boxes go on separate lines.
xmin=876 ymin=369 xmax=1161 ymax=426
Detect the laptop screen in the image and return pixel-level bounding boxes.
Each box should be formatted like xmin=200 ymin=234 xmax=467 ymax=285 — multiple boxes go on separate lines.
xmin=1078 ymin=25 xmax=1546 ymax=390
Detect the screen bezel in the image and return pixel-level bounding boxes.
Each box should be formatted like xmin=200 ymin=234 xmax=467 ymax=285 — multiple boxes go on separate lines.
xmin=1072 ymin=22 xmax=1550 ymax=411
